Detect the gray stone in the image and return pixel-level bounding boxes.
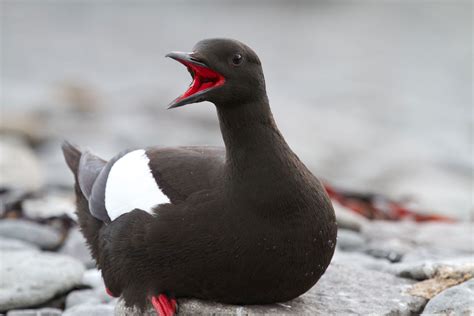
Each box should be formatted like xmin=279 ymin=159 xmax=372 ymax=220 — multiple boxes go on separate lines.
xmin=0 ymin=136 xmax=43 ymax=191
xmin=332 ymin=250 xmax=392 ymax=272
xmin=336 ymin=229 xmax=365 ymax=251
xmin=389 ymin=256 xmax=474 ymax=281
xmin=0 ymin=219 xmax=62 ymax=250
xmin=115 ymin=263 xmax=426 ymax=315
xmin=403 ymin=247 xmax=473 ymax=263
xmin=361 ymin=221 xmax=474 ymax=255
xmin=6 ymin=308 xmax=62 ymax=316
xmin=63 ymin=303 xmax=114 ymax=316
xmin=422 ymin=278 xmax=474 ymax=315
xmin=66 ymin=287 xmax=114 ymax=309
xmin=22 ymin=192 xmax=76 ymax=220
xmin=60 ymin=227 xmax=94 ymax=268
xmin=333 ymin=202 xmax=368 ymax=232
xmin=0 ymin=250 xmax=85 ymax=311
xmin=363 ymin=238 xmax=414 ymax=263
xmin=66 ymin=289 xmax=101 ymax=309
xmin=0 ymin=237 xmax=39 ymax=252
xmin=81 ymin=269 xmax=103 ymax=289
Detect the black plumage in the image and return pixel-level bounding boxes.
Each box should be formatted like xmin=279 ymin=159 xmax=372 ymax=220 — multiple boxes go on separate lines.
xmin=62 ymin=38 xmax=337 ymax=312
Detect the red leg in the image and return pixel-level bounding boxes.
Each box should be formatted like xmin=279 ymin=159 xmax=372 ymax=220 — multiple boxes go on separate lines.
xmin=151 ymin=294 xmax=177 ymax=316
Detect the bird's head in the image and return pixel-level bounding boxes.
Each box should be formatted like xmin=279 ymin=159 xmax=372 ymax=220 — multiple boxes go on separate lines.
xmin=166 ymin=38 xmax=266 ymax=109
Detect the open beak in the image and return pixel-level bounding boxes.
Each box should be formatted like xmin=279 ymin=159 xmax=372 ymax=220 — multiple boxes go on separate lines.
xmin=166 ymin=52 xmax=226 ymax=109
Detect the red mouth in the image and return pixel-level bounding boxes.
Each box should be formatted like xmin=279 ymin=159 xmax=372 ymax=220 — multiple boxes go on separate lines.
xmin=175 ymin=59 xmax=226 ymax=103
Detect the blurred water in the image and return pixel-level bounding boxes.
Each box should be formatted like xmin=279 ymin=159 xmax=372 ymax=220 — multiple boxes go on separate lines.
xmin=1 ymin=1 xmax=472 ymax=218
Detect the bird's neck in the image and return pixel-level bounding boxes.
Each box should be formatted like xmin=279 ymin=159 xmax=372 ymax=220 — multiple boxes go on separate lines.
xmin=216 ymin=96 xmax=295 ymax=180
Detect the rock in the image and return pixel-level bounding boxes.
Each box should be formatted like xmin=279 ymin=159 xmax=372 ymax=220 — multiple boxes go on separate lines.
xmin=63 ymin=303 xmax=114 ymax=316
xmin=391 ymin=256 xmax=474 ymax=281
xmin=0 ymin=250 xmax=85 ymax=311
xmin=115 ymin=263 xmax=426 ymax=315
xmin=333 ymin=201 xmax=368 ymax=232
xmin=336 ymin=229 xmax=365 ymax=251
xmin=81 ymin=269 xmax=103 ymax=289
xmin=422 ymin=278 xmax=474 ymax=315
xmin=0 ymin=136 xmax=43 ymax=191
xmin=332 ymin=250 xmax=391 ymax=272
xmin=6 ymin=308 xmax=62 ymax=316
xmin=66 ymin=287 xmax=114 ymax=309
xmin=363 ymin=238 xmax=414 ymax=263
xmin=406 ymin=262 xmax=473 ymax=300
xmin=22 ymin=192 xmax=76 ymax=220
xmin=0 ymin=237 xmax=39 ymax=252
xmin=66 ymin=289 xmax=102 ymax=309
xmin=60 ymin=227 xmax=94 ymax=268
xmin=361 ymin=221 xmax=474 ymax=255
xmin=0 ymin=219 xmax=62 ymax=250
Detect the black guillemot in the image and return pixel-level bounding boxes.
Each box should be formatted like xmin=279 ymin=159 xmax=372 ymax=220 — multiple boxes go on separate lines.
xmin=62 ymin=38 xmax=337 ymax=316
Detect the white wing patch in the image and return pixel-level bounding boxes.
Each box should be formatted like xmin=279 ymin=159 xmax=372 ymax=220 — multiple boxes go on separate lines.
xmin=105 ymin=149 xmax=170 ymax=221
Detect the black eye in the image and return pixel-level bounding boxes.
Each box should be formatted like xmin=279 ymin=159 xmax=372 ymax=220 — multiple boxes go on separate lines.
xmin=232 ymin=53 xmax=243 ymax=65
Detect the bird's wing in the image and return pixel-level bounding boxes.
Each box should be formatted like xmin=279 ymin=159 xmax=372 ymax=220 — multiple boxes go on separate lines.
xmin=82 ymin=146 xmax=225 ymax=223
xmin=145 ymin=146 xmax=225 ymax=203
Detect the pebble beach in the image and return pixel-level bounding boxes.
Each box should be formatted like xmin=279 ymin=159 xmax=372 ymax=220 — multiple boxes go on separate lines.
xmin=1 ymin=1 xmax=472 ymax=315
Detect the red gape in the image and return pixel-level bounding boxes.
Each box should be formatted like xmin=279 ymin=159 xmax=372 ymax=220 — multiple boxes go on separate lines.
xmin=175 ymin=61 xmax=225 ymax=103
xmin=151 ymin=294 xmax=177 ymax=316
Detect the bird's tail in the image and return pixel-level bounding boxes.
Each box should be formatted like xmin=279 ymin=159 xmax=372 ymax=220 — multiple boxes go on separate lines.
xmin=62 ymin=141 xmax=82 ymax=177
xmin=61 ymin=141 xmax=104 ymax=264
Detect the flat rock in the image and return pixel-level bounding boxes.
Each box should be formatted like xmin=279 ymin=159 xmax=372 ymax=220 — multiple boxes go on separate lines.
xmin=66 ymin=289 xmax=102 ymax=309
xmin=22 ymin=192 xmax=76 ymax=220
xmin=6 ymin=308 xmax=62 ymax=316
xmin=422 ymin=278 xmax=474 ymax=315
xmin=115 ymin=263 xmax=426 ymax=315
xmin=0 ymin=136 xmax=43 ymax=191
xmin=0 ymin=237 xmax=39 ymax=252
xmin=63 ymin=303 xmax=115 ymax=316
xmin=80 ymin=269 xmax=103 ymax=289
xmin=66 ymin=288 xmax=114 ymax=309
xmin=361 ymin=221 xmax=474 ymax=255
xmin=60 ymin=227 xmax=95 ymax=268
xmin=362 ymin=238 xmax=414 ymax=263
xmin=333 ymin=201 xmax=368 ymax=232
xmin=390 ymin=256 xmax=474 ymax=281
xmin=336 ymin=229 xmax=365 ymax=251
xmin=332 ymin=250 xmax=391 ymax=272
xmin=0 ymin=250 xmax=85 ymax=311
xmin=0 ymin=219 xmax=62 ymax=250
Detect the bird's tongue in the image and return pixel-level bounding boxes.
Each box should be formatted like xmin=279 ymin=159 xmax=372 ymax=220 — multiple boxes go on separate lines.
xmin=177 ymin=63 xmax=225 ymax=102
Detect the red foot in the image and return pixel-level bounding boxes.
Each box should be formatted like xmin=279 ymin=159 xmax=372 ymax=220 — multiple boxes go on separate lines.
xmin=151 ymin=294 xmax=177 ymax=316
xmin=105 ymin=287 xmax=118 ymax=298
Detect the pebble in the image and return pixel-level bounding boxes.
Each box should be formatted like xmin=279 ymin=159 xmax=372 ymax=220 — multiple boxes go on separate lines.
xmin=336 ymin=229 xmax=365 ymax=251
xmin=63 ymin=303 xmax=115 ymax=316
xmin=115 ymin=263 xmax=426 ymax=315
xmin=0 ymin=219 xmax=62 ymax=250
xmin=422 ymin=278 xmax=474 ymax=315
xmin=0 ymin=237 xmax=39 ymax=252
xmin=361 ymin=221 xmax=474 ymax=255
xmin=0 ymin=250 xmax=85 ymax=311
xmin=0 ymin=136 xmax=43 ymax=191
xmin=333 ymin=201 xmax=368 ymax=232
xmin=6 ymin=308 xmax=62 ymax=316
xmin=80 ymin=269 xmax=103 ymax=289
xmin=22 ymin=192 xmax=76 ymax=220
xmin=60 ymin=227 xmax=95 ymax=268
xmin=65 ymin=289 xmax=102 ymax=309
xmin=391 ymin=256 xmax=474 ymax=281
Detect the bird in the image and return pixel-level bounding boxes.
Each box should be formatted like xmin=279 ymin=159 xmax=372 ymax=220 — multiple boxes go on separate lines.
xmin=62 ymin=38 xmax=337 ymax=316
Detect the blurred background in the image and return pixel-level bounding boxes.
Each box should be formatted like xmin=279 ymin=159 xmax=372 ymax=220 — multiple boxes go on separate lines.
xmin=1 ymin=1 xmax=473 ymax=315
xmin=1 ymin=1 xmax=471 ymax=219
